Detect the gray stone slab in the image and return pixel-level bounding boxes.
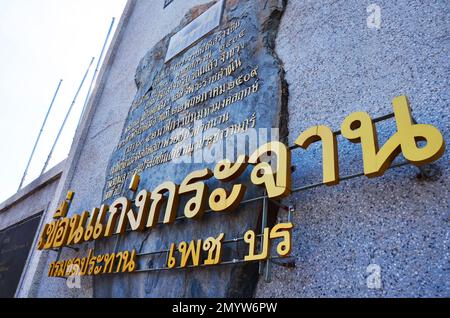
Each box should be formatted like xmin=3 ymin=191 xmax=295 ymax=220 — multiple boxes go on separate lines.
xmin=95 ymin=0 xmax=288 ymax=298
xmin=255 ymin=0 xmax=449 ymax=297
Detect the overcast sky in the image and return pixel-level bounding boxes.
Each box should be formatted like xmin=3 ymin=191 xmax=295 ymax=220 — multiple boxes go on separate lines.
xmin=0 ymin=0 xmax=127 ymax=202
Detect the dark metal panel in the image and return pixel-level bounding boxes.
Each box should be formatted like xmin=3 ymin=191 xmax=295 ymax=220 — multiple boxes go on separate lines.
xmin=0 ymin=214 xmax=42 ymax=298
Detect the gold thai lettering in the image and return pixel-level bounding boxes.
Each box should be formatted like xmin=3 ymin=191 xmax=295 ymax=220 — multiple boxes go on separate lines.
xmin=167 ymin=243 xmax=177 ymax=269
xmin=341 ymin=95 xmax=445 ymax=177
xmin=244 ymin=222 xmax=294 ymax=261
xmin=167 ymin=233 xmax=225 ymax=268
xmin=296 ymin=125 xmax=339 ymax=185
xmin=106 ymin=196 xmax=131 ymax=237
xmin=203 ymin=233 xmax=225 ymax=266
xmin=269 ymin=222 xmax=294 ymax=256
xmin=67 ymin=211 xmax=90 ymax=245
xmin=244 ymin=228 xmax=269 ymax=261
xmin=38 ymin=96 xmax=446 ymax=258
xmin=209 ymin=155 xmax=248 ymax=212
xmin=53 ymin=191 xmax=74 ymax=219
xmin=179 ymin=168 xmax=213 ymax=219
xmin=178 ymin=240 xmax=202 ymax=268
xmin=127 ymin=189 xmax=151 ymax=231
xmin=47 ymin=249 xmax=136 ymax=277
xmin=248 ymin=141 xmax=292 ymax=199
xmin=147 ymin=181 xmax=180 ymax=228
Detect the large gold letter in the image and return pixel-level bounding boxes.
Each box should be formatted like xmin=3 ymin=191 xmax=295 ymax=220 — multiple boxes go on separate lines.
xmin=296 ymin=125 xmax=339 ymax=185
xmin=67 ymin=212 xmax=90 ymax=245
xmin=84 ymin=205 xmax=107 ymax=241
xmin=244 ymin=228 xmax=269 ymax=261
xmin=52 ymin=218 xmax=70 ymax=248
xmin=203 ymin=233 xmax=225 ymax=265
xmin=248 ymin=141 xmax=291 ymax=199
xmin=178 ymin=240 xmax=202 ymax=268
xmin=167 ymin=243 xmax=177 ymax=269
xmin=179 ymin=169 xmax=213 ymax=219
xmin=341 ymin=95 xmax=445 ymax=177
xmin=393 ymin=96 xmax=445 ymax=164
xmin=147 ymin=181 xmax=180 ymax=228
xmin=269 ymin=222 xmax=294 ymax=257
xmin=127 ymin=189 xmax=151 ymax=231
xmin=209 ymin=155 xmax=248 ymax=212
xmin=105 ymin=197 xmax=130 ymax=237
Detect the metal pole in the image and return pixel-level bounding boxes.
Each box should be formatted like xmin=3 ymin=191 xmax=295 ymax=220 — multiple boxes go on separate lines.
xmin=259 ymin=191 xmax=268 ymax=275
xmin=18 ymin=79 xmax=63 ymax=190
xmin=77 ymin=17 xmax=116 ymax=128
xmin=41 ymin=57 xmax=95 ymax=175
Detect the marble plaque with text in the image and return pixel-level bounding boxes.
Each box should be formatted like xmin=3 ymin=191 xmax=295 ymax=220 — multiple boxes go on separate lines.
xmin=165 ymin=0 xmax=224 ymax=62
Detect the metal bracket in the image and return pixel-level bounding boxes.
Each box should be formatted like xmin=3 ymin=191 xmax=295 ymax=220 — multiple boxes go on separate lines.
xmin=271 ymin=257 xmax=296 ymax=268
xmin=64 ymin=246 xmax=80 ymax=252
xmin=288 ymin=205 xmax=295 ymax=222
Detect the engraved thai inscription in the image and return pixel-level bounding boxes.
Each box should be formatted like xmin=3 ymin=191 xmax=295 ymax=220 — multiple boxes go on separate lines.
xmin=98 ymin=0 xmax=288 ymax=298
xmin=104 ymin=3 xmax=265 ymax=202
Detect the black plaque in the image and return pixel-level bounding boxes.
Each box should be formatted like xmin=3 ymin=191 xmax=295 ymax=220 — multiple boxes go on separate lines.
xmin=0 ymin=214 xmax=42 ymax=298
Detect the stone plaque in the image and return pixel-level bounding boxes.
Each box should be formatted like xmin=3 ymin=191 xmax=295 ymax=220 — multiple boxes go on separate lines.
xmin=97 ymin=0 xmax=288 ymax=297
xmin=165 ymin=0 xmax=224 ymax=62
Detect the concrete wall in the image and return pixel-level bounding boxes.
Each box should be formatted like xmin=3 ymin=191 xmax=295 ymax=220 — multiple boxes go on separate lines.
xmin=255 ymin=0 xmax=449 ymax=297
xmin=0 ymin=160 xmax=65 ymax=297
xmin=15 ymin=0 xmax=448 ymax=297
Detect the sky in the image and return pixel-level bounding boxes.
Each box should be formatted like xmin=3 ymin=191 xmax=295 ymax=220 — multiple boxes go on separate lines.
xmin=0 ymin=0 xmax=127 ymax=202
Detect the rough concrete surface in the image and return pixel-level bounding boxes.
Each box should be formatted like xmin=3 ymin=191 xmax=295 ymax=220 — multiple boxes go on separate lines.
xmin=255 ymin=0 xmax=449 ymax=297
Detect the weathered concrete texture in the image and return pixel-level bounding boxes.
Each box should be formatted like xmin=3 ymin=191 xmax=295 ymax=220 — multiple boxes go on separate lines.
xmin=0 ymin=160 xmax=64 ymax=231
xmin=94 ymin=0 xmax=288 ymax=298
xmin=255 ymin=0 xmax=449 ymax=297
xmin=0 ymin=160 xmax=64 ymax=297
